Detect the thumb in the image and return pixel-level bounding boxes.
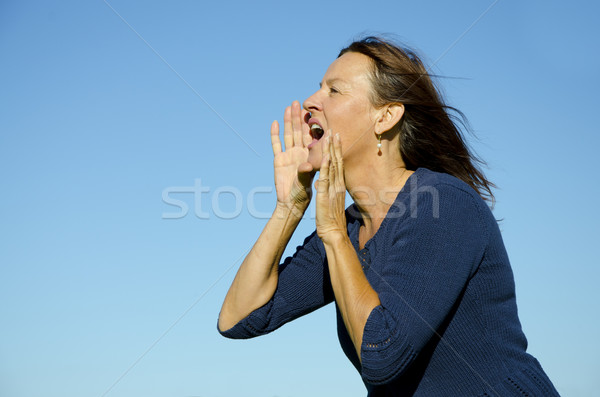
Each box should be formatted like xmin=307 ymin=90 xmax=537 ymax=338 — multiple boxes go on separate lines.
xmin=297 ymin=162 xmax=314 ymax=187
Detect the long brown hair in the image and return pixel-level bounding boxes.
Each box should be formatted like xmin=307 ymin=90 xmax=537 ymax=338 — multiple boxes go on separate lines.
xmin=339 ymin=36 xmax=495 ymax=203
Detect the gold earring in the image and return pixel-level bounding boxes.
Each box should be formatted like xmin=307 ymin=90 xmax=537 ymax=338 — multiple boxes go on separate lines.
xmin=377 ymin=133 xmax=382 ymax=156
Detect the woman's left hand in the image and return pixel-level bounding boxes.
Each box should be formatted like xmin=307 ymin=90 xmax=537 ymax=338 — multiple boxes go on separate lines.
xmin=316 ymin=132 xmax=347 ymax=241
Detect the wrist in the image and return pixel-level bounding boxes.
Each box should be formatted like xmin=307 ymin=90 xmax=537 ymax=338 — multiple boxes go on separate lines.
xmin=274 ymin=201 xmax=307 ymax=220
xmin=321 ymin=230 xmax=350 ymax=247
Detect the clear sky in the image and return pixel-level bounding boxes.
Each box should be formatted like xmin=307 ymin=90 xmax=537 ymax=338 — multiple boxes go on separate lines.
xmin=1 ymin=1 xmax=598 ymax=396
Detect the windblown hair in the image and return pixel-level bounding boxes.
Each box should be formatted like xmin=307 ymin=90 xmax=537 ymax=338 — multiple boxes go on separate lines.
xmin=339 ymin=36 xmax=495 ymax=203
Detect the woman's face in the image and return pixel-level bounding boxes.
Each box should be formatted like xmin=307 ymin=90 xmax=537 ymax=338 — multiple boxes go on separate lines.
xmin=303 ymin=52 xmax=380 ymax=169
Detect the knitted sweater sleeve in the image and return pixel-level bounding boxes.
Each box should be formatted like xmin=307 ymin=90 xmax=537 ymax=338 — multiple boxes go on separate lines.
xmin=360 ymin=183 xmax=488 ymax=384
xmin=218 ymin=230 xmax=333 ymax=339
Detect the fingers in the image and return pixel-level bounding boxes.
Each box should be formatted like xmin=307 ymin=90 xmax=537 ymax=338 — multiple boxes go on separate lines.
xmin=301 ymin=109 xmax=312 ymax=147
xmin=270 ymin=120 xmax=282 ymax=156
xmin=332 ymin=133 xmax=344 ymax=186
xmin=291 ymin=101 xmax=303 ymax=147
xmin=283 ymin=106 xmax=293 ymax=150
xmin=324 ymin=133 xmax=345 ymax=201
xmin=328 ymin=135 xmax=335 ymax=193
xmin=321 ymin=133 xmax=330 ymax=168
xmin=316 ymin=162 xmax=330 ymax=194
xmin=281 ymin=101 xmax=307 ymax=150
xmin=318 ymin=136 xmax=331 ymax=190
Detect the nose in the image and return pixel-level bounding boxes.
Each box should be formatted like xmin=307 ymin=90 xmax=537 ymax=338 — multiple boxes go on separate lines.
xmin=303 ymin=90 xmax=323 ymax=114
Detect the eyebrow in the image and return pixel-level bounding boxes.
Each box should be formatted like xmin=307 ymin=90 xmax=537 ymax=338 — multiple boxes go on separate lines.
xmin=319 ymin=78 xmax=347 ymax=88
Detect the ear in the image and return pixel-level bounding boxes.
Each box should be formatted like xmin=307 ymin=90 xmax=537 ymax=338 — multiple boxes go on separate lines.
xmin=375 ymin=103 xmax=404 ymax=134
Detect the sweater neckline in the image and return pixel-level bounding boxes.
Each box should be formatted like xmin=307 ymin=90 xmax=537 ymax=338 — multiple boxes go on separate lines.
xmin=351 ymin=167 xmax=426 ymax=251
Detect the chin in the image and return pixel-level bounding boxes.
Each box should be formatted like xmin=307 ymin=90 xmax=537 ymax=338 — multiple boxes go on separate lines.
xmin=307 ymin=151 xmax=322 ymax=170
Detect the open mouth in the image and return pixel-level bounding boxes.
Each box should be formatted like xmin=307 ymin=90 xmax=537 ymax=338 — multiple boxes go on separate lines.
xmin=308 ymin=115 xmax=325 ymax=148
xmin=310 ymin=123 xmax=325 ymax=141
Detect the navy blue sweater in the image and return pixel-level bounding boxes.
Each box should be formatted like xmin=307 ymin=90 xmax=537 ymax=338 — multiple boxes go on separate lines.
xmin=219 ymin=168 xmax=559 ymax=396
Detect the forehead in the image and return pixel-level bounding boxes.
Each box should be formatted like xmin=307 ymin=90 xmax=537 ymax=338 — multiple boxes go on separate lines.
xmin=323 ymin=52 xmax=373 ymax=85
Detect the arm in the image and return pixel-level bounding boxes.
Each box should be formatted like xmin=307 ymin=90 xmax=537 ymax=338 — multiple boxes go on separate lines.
xmin=358 ymin=183 xmax=488 ymax=384
xmin=322 ymin=233 xmax=380 ymax=360
xmin=219 ymin=226 xmax=332 ymax=338
xmin=316 ymin=134 xmax=379 ymax=359
xmin=218 ymin=204 xmax=305 ymax=332
xmin=218 ymin=101 xmax=316 ymax=333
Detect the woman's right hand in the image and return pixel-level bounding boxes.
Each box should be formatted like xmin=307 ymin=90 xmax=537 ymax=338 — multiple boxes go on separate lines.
xmin=271 ymin=101 xmax=314 ymax=214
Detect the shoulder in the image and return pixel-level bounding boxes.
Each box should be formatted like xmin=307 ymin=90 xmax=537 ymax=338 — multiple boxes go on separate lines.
xmin=406 ymin=168 xmax=491 ymax=214
xmin=388 ymin=168 xmax=494 ymax=240
xmin=410 ymin=168 xmax=482 ymax=198
xmin=377 ymin=169 xmax=494 ymax=280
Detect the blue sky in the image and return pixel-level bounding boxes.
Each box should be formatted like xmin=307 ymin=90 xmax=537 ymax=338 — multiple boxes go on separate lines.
xmin=1 ymin=1 xmax=598 ymax=396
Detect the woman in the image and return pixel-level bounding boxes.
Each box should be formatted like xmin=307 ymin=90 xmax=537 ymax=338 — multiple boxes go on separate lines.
xmin=217 ymin=37 xmax=559 ymax=396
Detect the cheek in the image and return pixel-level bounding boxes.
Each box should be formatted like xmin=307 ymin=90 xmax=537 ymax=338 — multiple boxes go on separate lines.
xmin=326 ymin=100 xmax=372 ymax=133
xmin=324 ymin=105 xmax=348 ymax=130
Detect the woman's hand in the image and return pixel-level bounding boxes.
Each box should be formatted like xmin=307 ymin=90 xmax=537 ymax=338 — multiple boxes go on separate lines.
xmin=271 ymin=101 xmax=314 ymax=215
xmin=316 ymin=133 xmax=347 ymax=241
